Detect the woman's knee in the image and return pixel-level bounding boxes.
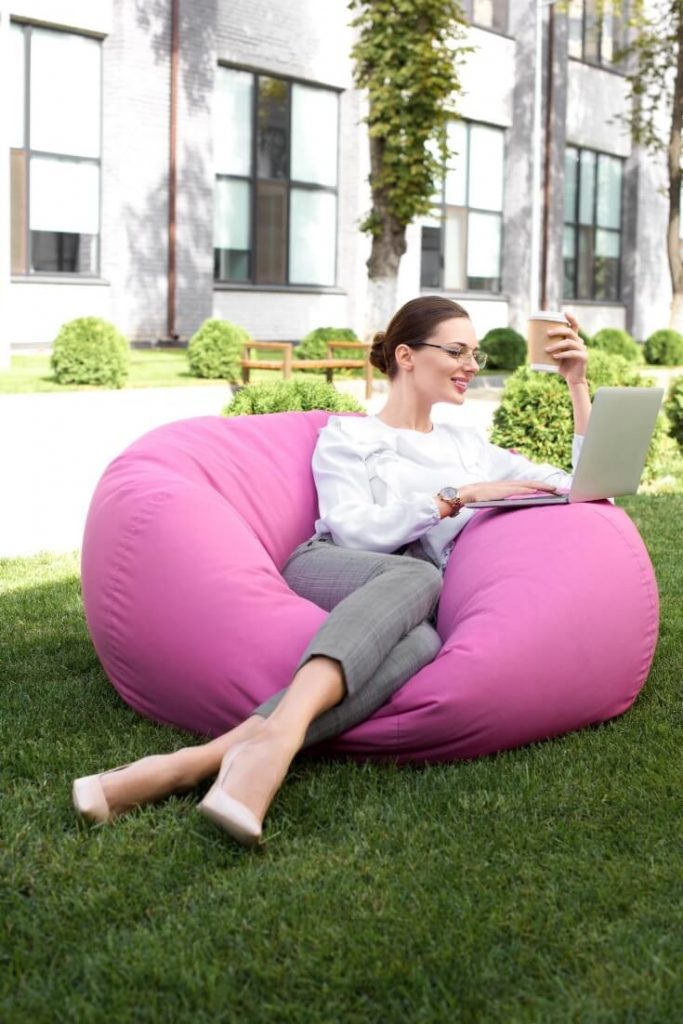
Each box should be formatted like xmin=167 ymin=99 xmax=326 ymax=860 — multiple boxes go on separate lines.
xmin=405 ymin=622 xmax=443 ymax=670
xmin=395 ymin=558 xmax=443 ymax=601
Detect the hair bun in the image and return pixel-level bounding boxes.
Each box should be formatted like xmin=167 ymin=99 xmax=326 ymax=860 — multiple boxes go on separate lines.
xmin=369 ymin=330 xmax=388 ymax=374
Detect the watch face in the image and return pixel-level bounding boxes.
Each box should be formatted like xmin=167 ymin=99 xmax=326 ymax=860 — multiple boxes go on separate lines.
xmin=440 ymin=487 xmax=458 ymax=501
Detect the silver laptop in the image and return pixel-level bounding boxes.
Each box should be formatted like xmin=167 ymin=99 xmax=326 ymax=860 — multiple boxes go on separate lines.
xmin=467 ymin=386 xmax=664 ymax=509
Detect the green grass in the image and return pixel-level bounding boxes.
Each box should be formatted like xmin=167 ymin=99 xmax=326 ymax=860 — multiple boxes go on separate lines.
xmin=0 ymin=351 xmax=509 ymax=394
xmin=2 ymin=497 xmax=682 ymax=1022
xmin=0 ymin=350 xmax=221 ymax=393
xmin=0 ymin=350 xmax=329 ymax=394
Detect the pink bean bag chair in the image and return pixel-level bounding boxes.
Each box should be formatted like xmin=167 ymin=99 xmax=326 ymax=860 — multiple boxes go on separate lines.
xmin=81 ymin=412 xmax=659 ymax=762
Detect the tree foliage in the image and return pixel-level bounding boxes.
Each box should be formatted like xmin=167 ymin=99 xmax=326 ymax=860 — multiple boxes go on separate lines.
xmin=349 ymin=0 xmax=469 ymax=239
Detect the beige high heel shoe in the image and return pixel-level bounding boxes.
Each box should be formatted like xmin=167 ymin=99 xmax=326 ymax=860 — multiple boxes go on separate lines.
xmin=197 ymin=744 xmax=262 ymax=848
xmin=72 ymin=763 xmax=134 ymax=824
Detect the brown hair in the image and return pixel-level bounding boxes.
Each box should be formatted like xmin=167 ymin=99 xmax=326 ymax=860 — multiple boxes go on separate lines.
xmin=369 ymin=296 xmax=470 ymax=379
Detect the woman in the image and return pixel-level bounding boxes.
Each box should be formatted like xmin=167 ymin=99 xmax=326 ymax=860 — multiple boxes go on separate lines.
xmin=73 ymin=296 xmax=590 ymax=846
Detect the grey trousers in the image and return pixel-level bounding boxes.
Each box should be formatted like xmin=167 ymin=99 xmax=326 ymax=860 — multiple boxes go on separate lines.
xmin=254 ymin=536 xmax=444 ymax=748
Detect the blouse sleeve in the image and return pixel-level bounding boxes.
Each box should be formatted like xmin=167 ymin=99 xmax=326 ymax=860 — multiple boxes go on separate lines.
xmin=483 ymin=434 xmax=584 ymax=489
xmin=312 ymin=419 xmax=442 ymax=553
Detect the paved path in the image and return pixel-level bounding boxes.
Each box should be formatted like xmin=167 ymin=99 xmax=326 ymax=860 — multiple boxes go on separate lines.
xmin=0 ymin=382 xmax=500 ymax=558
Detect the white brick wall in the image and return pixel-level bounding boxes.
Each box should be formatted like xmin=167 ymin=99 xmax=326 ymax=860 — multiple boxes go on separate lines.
xmin=101 ymin=0 xmax=171 ymax=341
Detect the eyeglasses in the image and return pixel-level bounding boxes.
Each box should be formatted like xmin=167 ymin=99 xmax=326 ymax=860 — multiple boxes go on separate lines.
xmin=407 ymin=342 xmax=488 ymax=369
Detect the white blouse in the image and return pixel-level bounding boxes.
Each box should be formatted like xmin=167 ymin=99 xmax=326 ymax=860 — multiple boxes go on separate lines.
xmin=312 ymin=415 xmax=584 ymax=571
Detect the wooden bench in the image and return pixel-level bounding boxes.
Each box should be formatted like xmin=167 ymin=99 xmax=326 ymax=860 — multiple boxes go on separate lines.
xmin=241 ymin=340 xmax=374 ymax=399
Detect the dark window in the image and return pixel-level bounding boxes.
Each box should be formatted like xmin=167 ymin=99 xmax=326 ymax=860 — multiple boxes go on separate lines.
xmin=10 ymin=22 xmax=101 ymax=276
xmin=563 ymin=145 xmax=623 ymax=301
xmin=463 ymin=0 xmax=508 ymax=33
xmin=214 ymin=67 xmax=339 ymax=287
xmin=420 ymin=121 xmax=505 ymax=294
xmin=568 ymin=0 xmax=628 ymax=67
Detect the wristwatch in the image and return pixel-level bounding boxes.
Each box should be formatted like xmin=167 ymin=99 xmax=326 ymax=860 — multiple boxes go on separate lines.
xmin=437 ymin=486 xmax=464 ymax=517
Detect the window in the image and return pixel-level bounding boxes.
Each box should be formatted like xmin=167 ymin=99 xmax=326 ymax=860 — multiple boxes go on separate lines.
xmin=214 ymin=67 xmax=339 ymax=287
xmin=420 ymin=121 xmax=505 ymax=293
xmin=563 ymin=146 xmax=623 ymax=301
xmin=463 ymin=0 xmax=508 ymax=33
xmin=568 ymin=0 xmax=627 ymax=67
xmin=10 ymin=23 xmax=102 ymax=276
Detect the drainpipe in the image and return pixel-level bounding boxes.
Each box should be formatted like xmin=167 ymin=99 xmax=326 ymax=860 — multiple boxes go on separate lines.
xmin=0 ymin=2 xmax=11 ymax=369
xmin=540 ymin=1 xmax=555 ymax=309
xmin=167 ymin=0 xmax=179 ymax=341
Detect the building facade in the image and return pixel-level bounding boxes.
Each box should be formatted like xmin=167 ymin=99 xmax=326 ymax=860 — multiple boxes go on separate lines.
xmin=1 ymin=0 xmax=675 ymax=351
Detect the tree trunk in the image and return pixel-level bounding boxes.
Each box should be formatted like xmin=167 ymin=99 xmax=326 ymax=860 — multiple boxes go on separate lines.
xmin=364 ymin=133 xmax=408 ymax=337
xmin=667 ymin=8 xmax=683 ymax=330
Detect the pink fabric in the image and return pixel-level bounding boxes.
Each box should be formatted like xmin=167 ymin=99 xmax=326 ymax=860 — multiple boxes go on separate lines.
xmin=81 ymin=412 xmax=659 ymax=762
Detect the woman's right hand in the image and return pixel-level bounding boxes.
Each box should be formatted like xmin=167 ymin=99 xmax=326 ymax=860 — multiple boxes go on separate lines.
xmin=459 ymin=480 xmax=559 ymax=505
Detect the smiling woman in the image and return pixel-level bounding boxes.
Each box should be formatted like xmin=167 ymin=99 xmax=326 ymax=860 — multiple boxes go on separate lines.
xmin=73 ymin=294 xmax=591 ymax=848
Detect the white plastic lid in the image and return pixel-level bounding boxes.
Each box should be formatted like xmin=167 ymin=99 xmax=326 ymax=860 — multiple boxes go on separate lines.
xmin=528 ymin=311 xmax=568 ymax=323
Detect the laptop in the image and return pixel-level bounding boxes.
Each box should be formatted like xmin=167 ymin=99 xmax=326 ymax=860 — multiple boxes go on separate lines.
xmin=467 ymin=386 xmax=665 ymax=509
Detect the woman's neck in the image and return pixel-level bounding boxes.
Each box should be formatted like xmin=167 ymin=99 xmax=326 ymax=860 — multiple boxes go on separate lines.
xmin=375 ymin=392 xmax=434 ymax=434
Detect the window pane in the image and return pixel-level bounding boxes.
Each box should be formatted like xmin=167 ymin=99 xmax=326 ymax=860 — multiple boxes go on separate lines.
xmin=596 ymin=155 xmax=622 ymax=228
xmin=577 ymin=225 xmax=594 ymax=299
xmin=564 ymin=147 xmax=578 ymax=223
xmin=563 ymin=225 xmax=576 ymax=298
xmin=255 ymin=181 xmax=287 ymax=284
xmin=595 ymin=228 xmax=620 ymax=258
xmin=594 ymin=230 xmax=620 ymax=299
xmin=467 ymin=211 xmax=501 ymax=289
xmin=291 ymin=85 xmax=338 ymax=187
xmin=31 ymin=231 xmax=98 ymax=274
xmin=579 ymin=150 xmax=595 ymax=225
xmin=472 ymin=0 xmax=494 ymax=27
xmin=215 ymin=67 xmax=253 ymax=176
xmin=468 ymin=125 xmax=504 ymax=212
xmin=257 ymin=77 xmax=289 ymax=179
xmin=30 ymin=156 xmax=100 ymax=233
xmin=10 ymin=24 xmax=25 ymax=148
xmin=445 ymin=121 xmax=467 ymax=206
xmin=214 ymin=178 xmax=250 ymax=280
xmin=420 ymin=226 xmax=442 ymax=288
xmin=444 ymin=208 xmax=467 ymax=290
xmin=30 ymin=29 xmax=101 ymax=158
xmin=289 ymin=189 xmax=336 ymax=285
xmin=10 ymin=149 xmax=27 ymax=273
xmin=584 ymin=0 xmax=599 ymax=62
xmin=568 ymin=0 xmax=583 ymax=58
xmin=472 ymin=0 xmax=507 ymax=31
xmin=601 ymin=9 xmax=614 ymax=62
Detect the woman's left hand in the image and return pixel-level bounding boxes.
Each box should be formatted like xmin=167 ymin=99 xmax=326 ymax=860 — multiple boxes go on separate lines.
xmin=545 ymin=312 xmax=588 ymax=386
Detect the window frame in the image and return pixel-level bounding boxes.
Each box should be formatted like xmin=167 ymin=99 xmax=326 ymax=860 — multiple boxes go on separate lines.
xmin=420 ymin=119 xmax=506 ymax=297
xmin=563 ymin=143 xmax=625 ymax=303
xmin=462 ymin=0 xmax=509 ymax=35
xmin=10 ymin=20 xmax=104 ymax=280
xmin=567 ymin=0 xmax=629 ymax=73
xmin=213 ymin=63 xmax=341 ymax=291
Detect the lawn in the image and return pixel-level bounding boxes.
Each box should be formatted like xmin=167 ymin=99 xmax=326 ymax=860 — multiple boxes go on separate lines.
xmin=2 ymin=496 xmax=682 ymax=1022
xmin=0 ymin=351 xmax=508 ymax=394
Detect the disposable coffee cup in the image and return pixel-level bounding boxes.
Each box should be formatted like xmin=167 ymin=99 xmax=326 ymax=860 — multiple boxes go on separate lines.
xmin=528 ymin=311 xmax=568 ymax=373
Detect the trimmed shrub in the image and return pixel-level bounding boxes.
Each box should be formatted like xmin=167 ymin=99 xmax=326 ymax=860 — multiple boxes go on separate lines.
xmin=588 ymin=327 xmax=641 ymax=363
xmin=490 ymin=349 xmax=674 ymax=486
xmin=480 ymin=327 xmax=526 ymax=371
xmin=643 ymin=328 xmax=683 ymax=366
xmin=665 ymin=375 xmax=683 ymax=449
xmin=224 ymin=378 xmax=364 ymax=416
xmin=50 ymin=317 xmax=129 ymax=388
xmin=296 ymin=326 xmax=359 ymax=361
xmin=187 ymin=319 xmax=249 ymax=381
xmin=578 ymin=327 xmax=592 ymax=347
